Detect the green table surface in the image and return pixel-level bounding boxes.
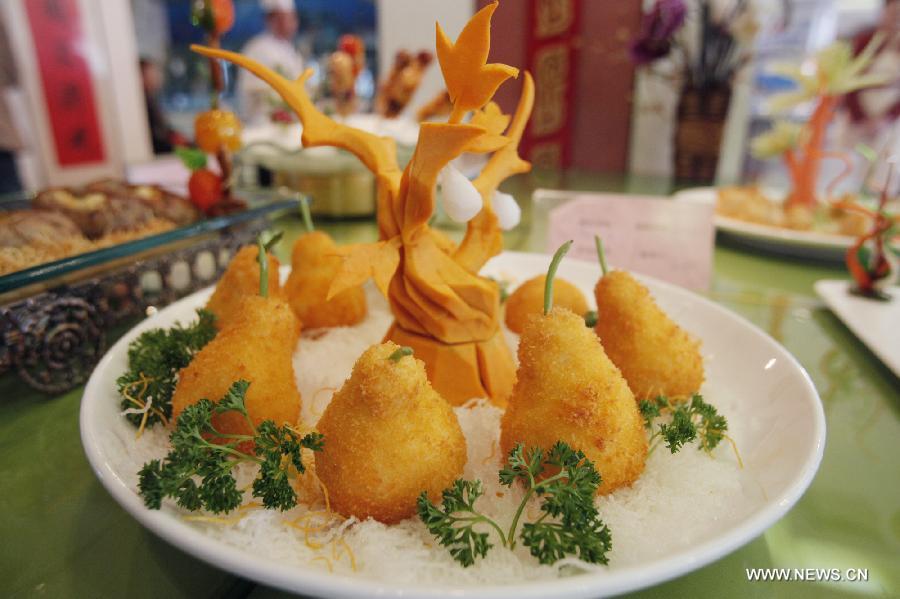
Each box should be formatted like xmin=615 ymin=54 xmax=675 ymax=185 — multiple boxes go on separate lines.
xmin=2 ymin=171 xmax=898 ymax=599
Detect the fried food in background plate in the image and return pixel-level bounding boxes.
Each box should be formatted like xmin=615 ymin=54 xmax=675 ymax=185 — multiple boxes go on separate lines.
xmin=504 ymin=274 xmax=588 ymax=334
xmin=206 ymin=245 xmax=282 ymax=329
xmin=315 ymin=342 xmax=466 ymax=523
xmin=284 ymin=231 xmax=367 ymax=329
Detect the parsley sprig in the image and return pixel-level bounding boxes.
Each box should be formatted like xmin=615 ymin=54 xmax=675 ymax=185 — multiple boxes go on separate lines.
xmin=639 ymin=394 xmax=729 ymax=455
xmin=117 ymin=309 xmax=218 ymax=428
xmin=138 ymin=380 xmax=323 ymax=514
xmin=417 ymin=441 xmax=612 ymax=567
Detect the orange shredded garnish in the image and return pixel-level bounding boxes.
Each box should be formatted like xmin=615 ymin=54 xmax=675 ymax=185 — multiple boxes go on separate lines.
xmin=481 ymin=439 xmax=498 ymax=465
xmin=724 ymin=435 xmax=744 ymax=469
xmin=310 ymin=555 xmax=333 ymax=572
xmin=332 ymin=538 xmax=358 ymax=571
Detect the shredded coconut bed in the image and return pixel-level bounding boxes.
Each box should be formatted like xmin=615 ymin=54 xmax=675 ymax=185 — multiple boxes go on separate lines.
xmin=114 ymin=284 xmax=752 ymax=585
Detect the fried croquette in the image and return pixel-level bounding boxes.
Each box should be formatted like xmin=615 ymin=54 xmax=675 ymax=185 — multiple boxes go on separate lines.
xmin=206 ymin=245 xmax=282 ymax=329
xmin=594 ymin=270 xmax=704 ymax=401
xmin=504 ymin=275 xmax=589 ymax=334
xmin=315 ymin=342 xmax=467 ymax=523
xmin=284 ymin=231 xmax=367 ymax=329
xmin=172 ymin=295 xmax=301 ymax=439
xmin=501 ymin=307 xmax=647 ymax=495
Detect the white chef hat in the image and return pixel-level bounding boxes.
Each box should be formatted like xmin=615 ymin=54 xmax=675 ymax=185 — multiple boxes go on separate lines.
xmin=260 ymin=0 xmax=296 ymax=13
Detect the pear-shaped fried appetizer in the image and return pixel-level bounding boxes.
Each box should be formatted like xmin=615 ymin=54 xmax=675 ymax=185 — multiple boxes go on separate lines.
xmin=206 ymin=243 xmax=282 ymax=329
xmin=504 ymin=274 xmax=589 ymax=334
xmin=501 ymin=242 xmax=647 ymax=494
xmin=172 ymin=236 xmax=301 ymax=439
xmin=315 ymin=342 xmax=467 ymax=523
xmin=284 ymin=201 xmax=366 ymax=329
xmin=593 ymin=236 xmax=704 ymax=401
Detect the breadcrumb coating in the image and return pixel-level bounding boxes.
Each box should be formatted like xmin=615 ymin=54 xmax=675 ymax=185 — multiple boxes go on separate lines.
xmin=315 ymin=342 xmax=467 ymax=523
xmin=285 ymin=231 xmax=367 ymax=329
xmin=172 ymin=295 xmax=302 ymax=440
xmin=501 ymin=307 xmax=647 ymax=495
xmin=594 ymin=270 xmax=704 ymax=401
xmin=504 ymin=275 xmax=589 ymax=334
xmin=206 ymin=245 xmax=283 ymax=330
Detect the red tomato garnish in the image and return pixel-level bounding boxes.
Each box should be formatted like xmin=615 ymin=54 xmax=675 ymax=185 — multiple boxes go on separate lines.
xmin=188 ymin=169 xmax=223 ymax=211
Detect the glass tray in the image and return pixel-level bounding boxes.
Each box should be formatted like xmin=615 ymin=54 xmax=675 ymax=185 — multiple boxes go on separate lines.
xmin=1 ymin=193 xmax=296 ymax=393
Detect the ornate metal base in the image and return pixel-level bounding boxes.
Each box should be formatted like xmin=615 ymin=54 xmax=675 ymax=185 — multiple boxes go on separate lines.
xmin=1 ymin=223 xmax=268 ymax=394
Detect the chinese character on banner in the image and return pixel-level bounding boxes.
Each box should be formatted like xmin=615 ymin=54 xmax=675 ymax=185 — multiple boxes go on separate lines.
xmin=525 ymin=0 xmax=581 ymax=170
xmin=24 ymin=0 xmax=105 ymax=166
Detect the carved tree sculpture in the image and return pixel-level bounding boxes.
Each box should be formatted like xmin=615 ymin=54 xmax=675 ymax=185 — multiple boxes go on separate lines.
xmin=193 ymin=2 xmax=533 ymax=406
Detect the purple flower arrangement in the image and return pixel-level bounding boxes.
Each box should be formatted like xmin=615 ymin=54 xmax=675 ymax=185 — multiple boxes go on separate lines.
xmin=630 ymin=0 xmax=758 ymax=89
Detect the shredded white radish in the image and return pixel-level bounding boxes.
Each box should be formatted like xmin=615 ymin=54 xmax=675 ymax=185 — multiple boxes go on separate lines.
xmin=108 ymin=284 xmax=750 ymax=585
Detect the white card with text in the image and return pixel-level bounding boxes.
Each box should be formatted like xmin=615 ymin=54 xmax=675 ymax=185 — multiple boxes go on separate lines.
xmin=540 ymin=190 xmax=715 ymax=291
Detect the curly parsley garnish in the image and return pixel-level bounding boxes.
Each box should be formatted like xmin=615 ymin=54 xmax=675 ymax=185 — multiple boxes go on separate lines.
xmin=417 ymin=441 xmax=612 ymax=567
xmin=639 ymin=394 xmax=730 ymax=455
xmin=138 ymin=380 xmax=323 ymax=514
xmin=117 ymin=309 xmax=218 ymax=429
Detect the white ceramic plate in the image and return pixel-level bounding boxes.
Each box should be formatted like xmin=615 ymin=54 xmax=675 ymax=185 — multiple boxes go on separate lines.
xmin=80 ymin=252 xmax=825 ymax=598
xmin=815 ymin=279 xmax=900 ymax=377
xmin=673 ymin=186 xmax=856 ymax=262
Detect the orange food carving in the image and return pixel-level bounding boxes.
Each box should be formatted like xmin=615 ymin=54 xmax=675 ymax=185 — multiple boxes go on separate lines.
xmin=192 ymin=2 xmax=533 ymax=405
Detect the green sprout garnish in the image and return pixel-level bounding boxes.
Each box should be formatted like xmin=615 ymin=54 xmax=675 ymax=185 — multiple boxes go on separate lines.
xmin=256 ymin=231 xmax=283 ymax=298
xmin=544 ymin=240 xmax=574 ymax=315
xmin=389 ymin=346 xmax=414 ymax=361
xmin=594 ymin=235 xmax=608 ymax=277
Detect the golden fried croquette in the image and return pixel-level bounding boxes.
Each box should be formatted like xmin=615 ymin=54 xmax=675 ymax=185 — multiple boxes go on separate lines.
xmin=206 ymin=245 xmax=282 ymax=329
xmin=504 ymin=275 xmax=589 ymax=334
xmin=315 ymin=342 xmax=467 ymax=523
xmin=172 ymin=295 xmax=301 ymax=439
xmin=594 ymin=270 xmax=704 ymax=401
xmin=501 ymin=307 xmax=647 ymax=495
xmin=284 ymin=231 xmax=366 ymax=329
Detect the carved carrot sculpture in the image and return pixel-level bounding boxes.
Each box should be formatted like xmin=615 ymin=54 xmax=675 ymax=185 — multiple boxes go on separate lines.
xmin=832 ymin=166 xmax=899 ymax=299
xmin=192 ymin=2 xmax=533 ymax=406
xmin=754 ymin=37 xmax=890 ymax=209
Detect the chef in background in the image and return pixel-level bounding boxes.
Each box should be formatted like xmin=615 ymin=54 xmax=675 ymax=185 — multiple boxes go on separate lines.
xmin=237 ymin=0 xmax=304 ymax=124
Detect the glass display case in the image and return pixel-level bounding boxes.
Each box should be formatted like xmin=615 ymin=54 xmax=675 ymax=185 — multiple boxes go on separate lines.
xmin=0 ymin=193 xmax=295 ymax=393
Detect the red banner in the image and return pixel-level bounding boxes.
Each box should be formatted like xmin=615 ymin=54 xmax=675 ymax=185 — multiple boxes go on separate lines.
xmin=524 ymin=0 xmax=581 ymax=170
xmin=24 ymin=0 xmax=105 ymax=166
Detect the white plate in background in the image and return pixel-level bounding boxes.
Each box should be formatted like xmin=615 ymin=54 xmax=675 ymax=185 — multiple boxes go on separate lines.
xmin=815 ymin=279 xmax=900 ymax=378
xmin=674 ymin=187 xmax=856 ymax=262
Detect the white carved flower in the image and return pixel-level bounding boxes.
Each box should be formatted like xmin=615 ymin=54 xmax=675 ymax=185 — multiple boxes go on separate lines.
xmin=438 ymin=165 xmax=483 ymax=223
xmin=492 ymin=190 xmax=521 ymax=230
